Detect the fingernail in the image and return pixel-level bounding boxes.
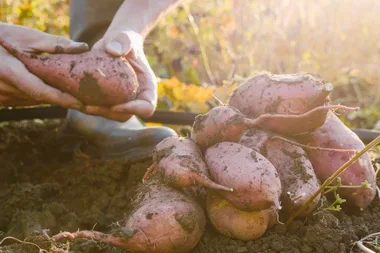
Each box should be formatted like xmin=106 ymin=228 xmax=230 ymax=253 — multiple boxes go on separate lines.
xmin=107 ymin=41 xmax=123 ymax=56
xmin=72 ymin=42 xmax=88 ymax=48
xmin=69 ymin=42 xmax=89 ymax=53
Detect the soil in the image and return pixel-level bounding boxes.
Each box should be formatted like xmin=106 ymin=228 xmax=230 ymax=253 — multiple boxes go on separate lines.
xmin=0 ymin=119 xmax=380 ymax=253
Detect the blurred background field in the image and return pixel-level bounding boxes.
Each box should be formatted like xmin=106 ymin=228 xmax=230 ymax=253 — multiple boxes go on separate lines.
xmin=0 ymin=0 xmax=379 ymax=131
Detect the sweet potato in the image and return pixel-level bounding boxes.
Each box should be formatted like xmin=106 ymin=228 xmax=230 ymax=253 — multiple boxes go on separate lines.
xmin=295 ymin=112 xmax=377 ymax=208
xmin=191 ymin=104 xmax=357 ymax=150
xmin=52 ymin=177 xmax=206 ymax=253
xmin=239 ymin=129 xmax=321 ymax=216
xmin=204 ymin=142 xmax=282 ymax=211
xmin=0 ymin=37 xmax=138 ymax=106
xmin=191 ymin=105 xmax=256 ymax=149
xmin=143 ymin=136 xmax=233 ymax=192
xmin=227 ymin=72 xmax=358 ymax=135
xmin=228 ymin=72 xmax=333 ymax=116
xmin=206 ymin=191 xmax=277 ymax=241
xmin=252 ymin=104 xmax=358 ymax=136
xmin=181 ymin=184 xmax=208 ymax=209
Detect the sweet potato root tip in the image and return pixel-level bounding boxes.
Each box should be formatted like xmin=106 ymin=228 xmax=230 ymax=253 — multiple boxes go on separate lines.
xmin=52 ymin=231 xmax=127 ymax=248
xmin=0 ymin=37 xmax=139 ymax=106
xmin=143 ymin=163 xmax=158 ymax=183
xmin=190 ymin=173 xmax=234 ymax=192
xmin=245 ymin=104 xmax=359 ymax=135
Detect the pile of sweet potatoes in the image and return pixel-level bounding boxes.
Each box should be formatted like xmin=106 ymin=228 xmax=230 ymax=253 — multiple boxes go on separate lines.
xmin=51 ymin=73 xmax=377 ymax=252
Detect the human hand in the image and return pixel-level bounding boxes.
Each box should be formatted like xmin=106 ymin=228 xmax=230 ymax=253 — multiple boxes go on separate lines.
xmin=0 ymin=23 xmax=89 ymax=109
xmin=82 ymin=30 xmax=157 ymax=122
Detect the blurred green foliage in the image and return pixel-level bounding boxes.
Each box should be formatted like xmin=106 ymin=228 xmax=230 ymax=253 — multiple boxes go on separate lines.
xmin=1 ymin=0 xmax=380 ymax=129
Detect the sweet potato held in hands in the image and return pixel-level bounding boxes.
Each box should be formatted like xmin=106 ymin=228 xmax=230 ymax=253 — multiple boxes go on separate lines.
xmin=0 ymin=37 xmax=138 ymax=106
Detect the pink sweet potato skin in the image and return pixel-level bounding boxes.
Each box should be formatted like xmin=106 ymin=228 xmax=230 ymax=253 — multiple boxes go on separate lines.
xmin=295 ymin=112 xmax=377 ymax=208
xmin=0 ymin=38 xmax=138 ymax=106
xmin=240 ymin=129 xmax=321 ymax=216
xmin=204 ymin=142 xmax=282 ymax=211
xmin=255 ymin=105 xmax=338 ymax=136
xmin=53 ymin=177 xmax=206 ymax=253
xmin=149 ymin=136 xmax=232 ymax=192
xmin=206 ymin=192 xmax=276 ymax=241
xmin=121 ymin=179 xmax=206 ymax=253
xmin=191 ymin=106 xmax=251 ymax=149
xmin=228 ymin=72 xmax=332 ymax=117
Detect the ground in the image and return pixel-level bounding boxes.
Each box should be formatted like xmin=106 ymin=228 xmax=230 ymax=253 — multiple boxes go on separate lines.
xmin=0 ymin=119 xmax=380 ymax=253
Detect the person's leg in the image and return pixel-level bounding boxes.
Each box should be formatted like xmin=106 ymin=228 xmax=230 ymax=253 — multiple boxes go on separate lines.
xmin=61 ymin=0 xmax=177 ymax=162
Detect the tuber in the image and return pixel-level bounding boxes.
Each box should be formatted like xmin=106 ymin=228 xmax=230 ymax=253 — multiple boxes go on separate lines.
xmin=0 ymin=37 xmax=138 ymax=106
xmin=227 ymin=72 xmax=358 ymax=135
xmin=190 ymin=104 xmax=357 ymax=150
xmin=143 ymin=136 xmax=233 ymax=192
xmin=190 ymin=105 xmax=256 ymax=149
xmin=52 ymin=176 xmax=206 ymax=253
xmin=204 ymin=142 xmax=282 ymax=211
xmin=295 ymin=112 xmax=377 ymax=208
xmin=228 ymin=72 xmax=333 ymax=117
xmin=239 ymin=128 xmax=321 ymax=216
xmin=206 ymin=191 xmax=277 ymax=241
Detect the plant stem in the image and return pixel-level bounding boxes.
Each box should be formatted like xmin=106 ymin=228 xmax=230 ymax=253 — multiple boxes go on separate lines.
xmin=182 ymin=4 xmax=217 ymax=86
xmin=285 ymin=136 xmax=380 ymax=227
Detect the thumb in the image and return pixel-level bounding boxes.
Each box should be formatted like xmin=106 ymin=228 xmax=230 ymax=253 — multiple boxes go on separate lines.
xmin=104 ymin=32 xmax=133 ymax=57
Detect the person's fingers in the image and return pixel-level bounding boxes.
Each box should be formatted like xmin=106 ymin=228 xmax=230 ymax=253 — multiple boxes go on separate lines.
xmin=1 ymin=54 xmax=84 ymax=110
xmin=111 ymin=99 xmax=155 ymax=118
xmin=30 ymin=35 xmax=89 ymax=54
xmin=135 ymin=73 xmax=158 ymax=105
xmin=0 ymin=78 xmax=30 ymax=99
xmin=104 ymin=31 xmax=133 ymax=57
xmin=121 ymin=56 xmax=158 ymax=111
xmin=82 ymin=106 xmax=133 ymax=122
xmin=0 ymin=23 xmax=88 ymax=54
xmin=0 ymin=94 xmax=38 ymax=106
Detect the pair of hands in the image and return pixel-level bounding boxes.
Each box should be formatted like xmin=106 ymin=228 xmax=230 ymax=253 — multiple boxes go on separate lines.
xmin=0 ymin=23 xmax=157 ymax=122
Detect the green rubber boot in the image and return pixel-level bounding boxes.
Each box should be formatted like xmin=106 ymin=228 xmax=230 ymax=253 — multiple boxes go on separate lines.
xmin=59 ymin=110 xmax=177 ymax=162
